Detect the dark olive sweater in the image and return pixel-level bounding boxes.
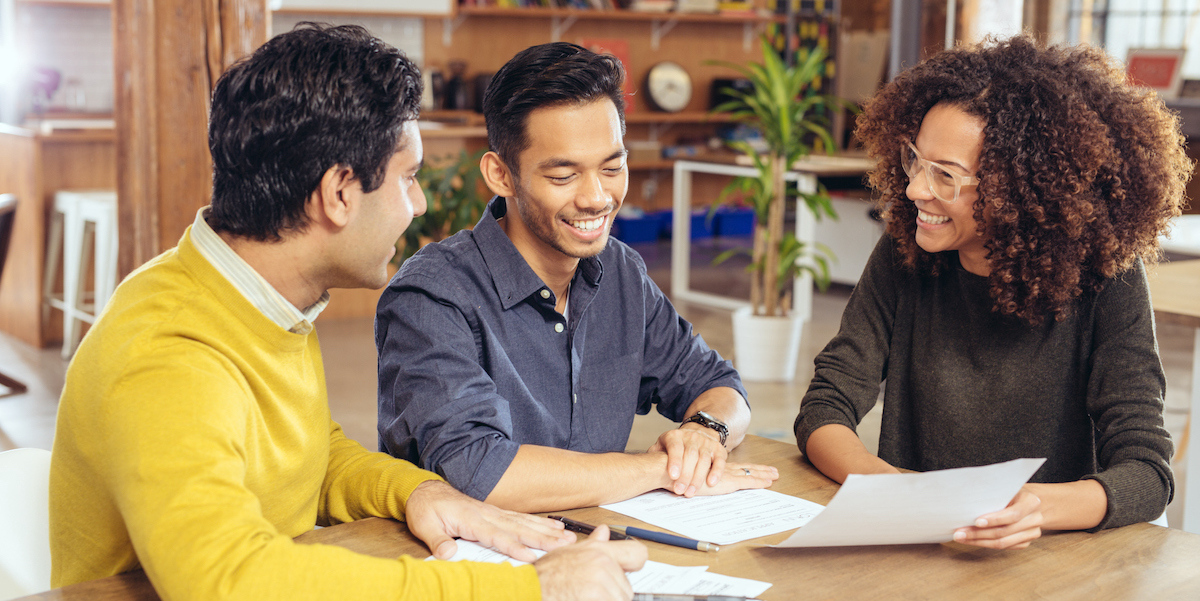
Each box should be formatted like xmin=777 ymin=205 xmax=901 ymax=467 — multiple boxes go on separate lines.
xmin=795 ymin=236 xmax=1174 ymax=529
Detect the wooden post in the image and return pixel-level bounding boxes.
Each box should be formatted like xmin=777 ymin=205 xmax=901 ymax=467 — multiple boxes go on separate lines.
xmin=113 ymin=0 xmax=267 ymax=276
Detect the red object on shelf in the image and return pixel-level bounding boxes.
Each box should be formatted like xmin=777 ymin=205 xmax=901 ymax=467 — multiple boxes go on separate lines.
xmin=579 ymin=38 xmax=635 ymax=113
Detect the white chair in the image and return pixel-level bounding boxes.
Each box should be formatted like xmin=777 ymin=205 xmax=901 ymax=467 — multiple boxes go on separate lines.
xmin=42 ymin=190 xmax=118 ymax=359
xmin=0 ymin=448 xmax=52 ymax=600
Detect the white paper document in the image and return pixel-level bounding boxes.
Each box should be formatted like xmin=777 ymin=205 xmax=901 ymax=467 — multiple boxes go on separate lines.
xmin=601 ymin=488 xmax=825 ymax=545
xmin=773 ymin=457 xmax=1046 ymax=548
xmin=430 ymin=540 xmax=771 ymax=597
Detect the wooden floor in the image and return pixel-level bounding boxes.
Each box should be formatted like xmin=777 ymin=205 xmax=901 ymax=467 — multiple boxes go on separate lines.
xmin=0 ymin=237 xmax=1193 ymax=526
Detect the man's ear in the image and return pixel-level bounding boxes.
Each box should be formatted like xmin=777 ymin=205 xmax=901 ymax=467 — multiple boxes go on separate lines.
xmin=480 ymin=151 xmax=517 ymax=198
xmin=309 ymin=165 xmax=359 ymax=228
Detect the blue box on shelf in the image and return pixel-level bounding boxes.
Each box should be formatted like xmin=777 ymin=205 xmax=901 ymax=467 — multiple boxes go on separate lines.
xmin=613 ymin=211 xmax=666 ymax=244
xmin=715 ymin=207 xmax=756 ymax=237
xmin=662 ymin=209 xmax=716 ymax=240
xmin=690 ymin=211 xmax=716 ymax=240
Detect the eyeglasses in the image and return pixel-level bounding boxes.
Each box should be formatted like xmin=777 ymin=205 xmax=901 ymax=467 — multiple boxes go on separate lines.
xmin=900 ymin=140 xmax=979 ymax=204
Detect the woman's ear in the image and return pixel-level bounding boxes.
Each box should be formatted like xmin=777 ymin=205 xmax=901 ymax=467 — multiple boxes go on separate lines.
xmin=480 ymin=151 xmax=516 ymax=198
xmin=310 ymin=165 xmax=359 ymax=228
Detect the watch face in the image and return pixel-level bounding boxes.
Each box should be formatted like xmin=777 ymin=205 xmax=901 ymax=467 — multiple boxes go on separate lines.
xmin=647 ymin=62 xmax=692 ymax=113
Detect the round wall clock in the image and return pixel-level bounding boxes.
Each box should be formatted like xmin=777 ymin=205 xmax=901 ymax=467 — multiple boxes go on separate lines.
xmin=645 ymin=61 xmax=693 ymax=113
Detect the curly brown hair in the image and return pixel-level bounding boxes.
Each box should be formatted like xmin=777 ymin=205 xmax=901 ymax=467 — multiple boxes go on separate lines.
xmin=856 ymin=35 xmax=1190 ymax=324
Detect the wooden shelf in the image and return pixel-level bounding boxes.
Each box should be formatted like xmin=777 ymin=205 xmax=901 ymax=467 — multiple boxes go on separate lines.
xmin=422 ymin=110 xmax=486 ymax=126
xmin=629 ymin=160 xmax=676 ymax=171
xmin=36 ymin=129 xmax=115 ymax=142
xmin=272 ymin=6 xmax=445 ymax=17
xmin=423 ymin=110 xmax=733 ymax=127
xmin=270 ymin=3 xmax=786 ymax=23
xmin=455 ymin=6 xmax=785 ymax=24
xmin=627 ymin=111 xmax=734 ymax=124
xmin=419 ymin=125 xmax=487 ymax=139
xmin=15 ymin=0 xmax=109 ymax=7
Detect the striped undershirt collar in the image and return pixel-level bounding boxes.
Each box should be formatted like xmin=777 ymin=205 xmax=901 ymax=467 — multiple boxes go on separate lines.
xmin=190 ymin=207 xmax=329 ymax=335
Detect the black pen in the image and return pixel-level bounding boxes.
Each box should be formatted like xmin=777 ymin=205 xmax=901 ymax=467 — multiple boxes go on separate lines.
xmin=548 ymin=515 xmax=633 ymax=540
xmin=609 ymin=525 xmax=720 ymax=552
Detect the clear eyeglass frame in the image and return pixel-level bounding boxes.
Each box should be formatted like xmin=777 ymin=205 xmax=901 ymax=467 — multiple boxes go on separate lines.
xmin=901 ymin=140 xmax=980 ymax=204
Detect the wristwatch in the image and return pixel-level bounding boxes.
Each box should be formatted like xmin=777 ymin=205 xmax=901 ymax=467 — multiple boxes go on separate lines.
xmin=680 ymin=410 xmax=729 ymax=447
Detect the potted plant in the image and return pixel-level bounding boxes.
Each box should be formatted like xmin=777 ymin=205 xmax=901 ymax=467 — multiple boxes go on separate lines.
xmin=394 ymin=148 xmax=488 ymax=265
xmin=710 ymin=38 xmax=843 ymax=381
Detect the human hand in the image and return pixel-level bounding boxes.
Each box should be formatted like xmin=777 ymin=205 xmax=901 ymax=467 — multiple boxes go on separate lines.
xmin=649 ymin=426 xmax=729 ymax=496
xmin=405 ymin=480 xmax=576 ymax=562
xmin=686 ymin=462 xmax=778 ymax=497
xmin=535 ymin=525 xmax=647 ymax=601
xmin=953 ymin=486 xmax=1043 ymax=550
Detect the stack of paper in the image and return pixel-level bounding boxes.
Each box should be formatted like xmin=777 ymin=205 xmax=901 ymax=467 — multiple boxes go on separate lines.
xmin=433 ymin=540 xmax=771 ymax=597
xmin=773 ymin=458 xmax=1046 ymax=547
xmin=601 ymin=488 xmax=825 ymax=545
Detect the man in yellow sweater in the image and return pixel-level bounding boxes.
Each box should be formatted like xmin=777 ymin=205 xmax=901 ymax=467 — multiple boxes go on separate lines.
xmin=49 ymin=23 xmax=644 ymax=601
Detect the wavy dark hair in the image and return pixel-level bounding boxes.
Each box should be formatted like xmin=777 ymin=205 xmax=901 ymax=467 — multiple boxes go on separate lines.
xmin=207 ymin=23 xmax=422 ymax=241
xmin=483 ymin=42 xmax=626 ymax=174
xmin=856 ymin=34 xmax=1190 ymax=324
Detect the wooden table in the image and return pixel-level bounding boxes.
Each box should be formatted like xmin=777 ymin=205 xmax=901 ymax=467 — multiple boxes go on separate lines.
xmin=21 ymin=435 xmax=1200 ymax=600
xmin=1149 ymin=259 xmax=1200 ymax=534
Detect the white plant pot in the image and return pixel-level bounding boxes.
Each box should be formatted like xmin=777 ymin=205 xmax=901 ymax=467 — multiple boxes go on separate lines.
xmin=731 ymin=305 xmax=804 ymax=382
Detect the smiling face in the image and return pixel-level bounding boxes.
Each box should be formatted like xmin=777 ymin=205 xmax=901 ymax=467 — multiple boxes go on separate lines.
xmin=500 ymin=98 xmax=628 ymax=267
xmin=907 ymin=103 xmax=989 ymax=275
xmin=344 ymin=120 xmax=427 ymax=289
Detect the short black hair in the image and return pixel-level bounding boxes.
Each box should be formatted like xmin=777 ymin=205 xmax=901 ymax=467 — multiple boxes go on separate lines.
xmin=482 ymin=42 xmax=626 ymax=174
xmin=207 ymin=23 xmax=422 ymax=241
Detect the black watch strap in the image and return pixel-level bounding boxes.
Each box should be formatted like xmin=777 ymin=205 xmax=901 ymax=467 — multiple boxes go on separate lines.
xmin=681 ymin=410 xmax=729 ymax=446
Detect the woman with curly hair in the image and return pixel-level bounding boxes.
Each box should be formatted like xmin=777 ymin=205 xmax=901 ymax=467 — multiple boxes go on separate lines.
xmin=794 ymin=34 xmax=1189 ymax=549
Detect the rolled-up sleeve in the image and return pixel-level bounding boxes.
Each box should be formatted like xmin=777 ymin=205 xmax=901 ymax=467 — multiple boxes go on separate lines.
xmin=376 ymin=283 xmax=521 ymax=501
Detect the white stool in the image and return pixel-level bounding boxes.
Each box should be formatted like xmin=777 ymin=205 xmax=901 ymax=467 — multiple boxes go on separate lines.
xmin=42 ymin=190 xmax=118 ymax=359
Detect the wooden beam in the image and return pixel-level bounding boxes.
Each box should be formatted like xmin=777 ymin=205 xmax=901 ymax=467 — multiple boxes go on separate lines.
xmin=113 ymin=0 xmax=268 ymax=276
xmin=0 ymin=126 xmax=42 ymax=346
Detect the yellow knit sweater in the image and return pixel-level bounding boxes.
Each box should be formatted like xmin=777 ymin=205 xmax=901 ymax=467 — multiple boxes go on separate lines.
xmin=49 ymin=228 xmax=540 ymax=600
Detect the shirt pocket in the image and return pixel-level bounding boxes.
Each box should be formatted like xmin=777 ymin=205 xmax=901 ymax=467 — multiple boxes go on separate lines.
xmin=580 ymin=351 xmax=642 ymax=452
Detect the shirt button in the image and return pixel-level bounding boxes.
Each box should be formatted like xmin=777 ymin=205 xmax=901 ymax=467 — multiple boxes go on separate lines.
xmin=540 ymin=289 xmax=551 ymax=299
xmin=573 ymin=393 xmax=577 ymax=404
xmin=554 ymin=323 xmax=564 ymax=333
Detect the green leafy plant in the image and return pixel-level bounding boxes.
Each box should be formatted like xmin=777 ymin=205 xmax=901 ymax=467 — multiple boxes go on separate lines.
xmin=710 ymin=39 xmax=848 ymax=316
xmin=394 ymin=148 xmax=488 ymax=265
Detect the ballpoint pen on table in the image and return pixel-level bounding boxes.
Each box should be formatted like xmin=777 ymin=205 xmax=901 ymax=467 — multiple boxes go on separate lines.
xmin=609 ymin=525 xmax=720 ymax=552
xmin=547 ymin=515 xmax=633 ymax=540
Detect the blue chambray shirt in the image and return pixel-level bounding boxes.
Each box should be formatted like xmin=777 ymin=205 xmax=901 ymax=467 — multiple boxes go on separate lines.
xmin=375 ymin=197 xmax=746 ymax=500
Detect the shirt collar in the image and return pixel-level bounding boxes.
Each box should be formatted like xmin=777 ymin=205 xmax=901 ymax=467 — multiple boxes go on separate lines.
xmin=474 ymin=197 xmax=604 ymax=311
xmin=190 ymin=207 xmax=329 ymax=334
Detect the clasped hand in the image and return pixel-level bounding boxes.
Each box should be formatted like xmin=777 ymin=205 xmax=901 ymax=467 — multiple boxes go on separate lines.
xmin=650 ymin=426 xmax=778 ymax=497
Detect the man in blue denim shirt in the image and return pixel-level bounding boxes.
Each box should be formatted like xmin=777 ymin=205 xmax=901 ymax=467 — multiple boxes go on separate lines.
xmin=376 ymin=43 xmax=778 ymax=513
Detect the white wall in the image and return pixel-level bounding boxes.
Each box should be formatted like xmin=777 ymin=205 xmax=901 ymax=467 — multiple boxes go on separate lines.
xmin=5 ymin=6 xmax=426 ymax=122
xmin=964 ymin=0 xmax=1025 ymax=44
xmin=14 ymin=3 xmax=113 ymax=114
xmin=271 ymin=14 xmax=424 ymax=67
